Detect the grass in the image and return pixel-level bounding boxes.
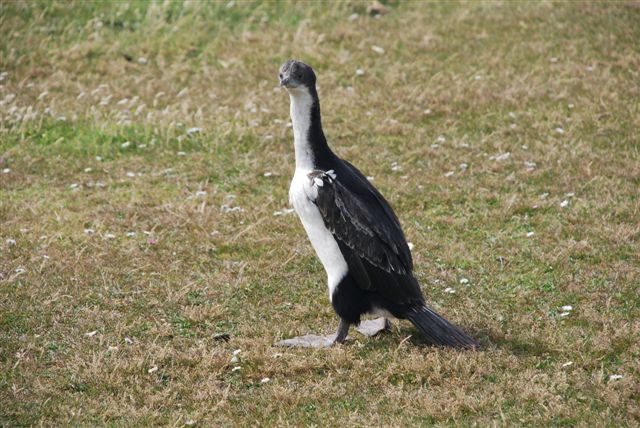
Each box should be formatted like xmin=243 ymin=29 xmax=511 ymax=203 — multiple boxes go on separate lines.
xmin=1 ymin=1 xmax=639 ymax=426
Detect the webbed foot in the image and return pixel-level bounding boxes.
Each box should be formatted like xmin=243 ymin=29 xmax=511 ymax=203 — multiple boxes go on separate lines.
xmin=275 ymin=334 xmax=340 ymax=348
xmin=356 ymin=317 xmax=391 ymax=337
xmin=275 ymin=319 xmax=350 ymax=348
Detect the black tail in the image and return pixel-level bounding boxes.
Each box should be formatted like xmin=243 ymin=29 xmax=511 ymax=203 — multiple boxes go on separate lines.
xmin=406 ymin=305 xmax=478 ymax=349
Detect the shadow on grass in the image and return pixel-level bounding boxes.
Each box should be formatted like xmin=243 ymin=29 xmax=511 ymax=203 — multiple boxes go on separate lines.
xmin=401 ymin=326 xmax=554 ymax=357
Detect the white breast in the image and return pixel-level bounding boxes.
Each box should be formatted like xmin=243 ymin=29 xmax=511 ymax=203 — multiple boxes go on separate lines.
xmin=289 ymin=169 xmax=348 ymax=301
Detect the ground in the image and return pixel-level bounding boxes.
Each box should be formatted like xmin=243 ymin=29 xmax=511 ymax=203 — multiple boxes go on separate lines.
xmin=1 ymin=1 xmax=639 ymax=426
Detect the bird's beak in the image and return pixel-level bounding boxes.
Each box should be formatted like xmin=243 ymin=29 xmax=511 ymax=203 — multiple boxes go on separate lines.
xmin=280 ymin=77 xmax=290 ymax=87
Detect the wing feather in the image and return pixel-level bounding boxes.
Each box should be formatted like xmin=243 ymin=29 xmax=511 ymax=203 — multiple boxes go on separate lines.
xmin=309 ymin=169 xmax=412 ymax=278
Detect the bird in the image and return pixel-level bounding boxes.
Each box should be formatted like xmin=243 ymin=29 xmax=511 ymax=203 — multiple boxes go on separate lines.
xmin=277 ymin=59 xmax=478 ymax=349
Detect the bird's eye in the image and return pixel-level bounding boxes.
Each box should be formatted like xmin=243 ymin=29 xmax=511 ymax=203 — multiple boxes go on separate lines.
xmin=279 ymin=73 xmax=283 ymax=79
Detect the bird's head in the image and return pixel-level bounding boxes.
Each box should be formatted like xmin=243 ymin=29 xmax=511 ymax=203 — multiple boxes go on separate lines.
xmin=279 ymin=60 xmax=316 ymax=93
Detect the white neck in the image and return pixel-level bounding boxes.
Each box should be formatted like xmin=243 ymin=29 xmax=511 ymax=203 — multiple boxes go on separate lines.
xmin=288 ymin=87 xmax=315 ymax=170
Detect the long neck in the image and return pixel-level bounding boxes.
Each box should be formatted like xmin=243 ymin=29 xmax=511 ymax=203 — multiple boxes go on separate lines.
xmin=289 ymin=86 xmax=332 ymax=170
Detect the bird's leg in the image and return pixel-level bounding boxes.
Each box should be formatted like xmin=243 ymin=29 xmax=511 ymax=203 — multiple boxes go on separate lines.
xmin=333 ymin=318 xmax=350 ymax=344
xmin=356 ymin=317 xmax=391 ymax=337
xmin=274 ymin=318 xmax=350 ymax=348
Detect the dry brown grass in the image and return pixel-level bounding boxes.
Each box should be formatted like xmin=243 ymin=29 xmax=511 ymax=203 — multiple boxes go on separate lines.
xmin=1 ymin=1 xmax=639 ymax=426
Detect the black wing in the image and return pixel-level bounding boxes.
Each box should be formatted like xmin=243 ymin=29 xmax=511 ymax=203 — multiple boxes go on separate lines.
xmin=309 ymin=166 xmax=413 ymax=279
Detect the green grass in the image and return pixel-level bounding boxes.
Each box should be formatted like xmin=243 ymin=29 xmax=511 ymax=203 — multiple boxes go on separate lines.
xmin=1 ymin=1 xmax=639 ymax=426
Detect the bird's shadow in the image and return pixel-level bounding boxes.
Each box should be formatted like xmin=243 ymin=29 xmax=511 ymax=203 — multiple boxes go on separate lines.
xmin=399 ymin=326 xmax=554 ymax=357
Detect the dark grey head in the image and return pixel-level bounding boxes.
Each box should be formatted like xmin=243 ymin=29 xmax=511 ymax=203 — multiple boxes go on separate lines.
xmin=279 ymin=60 xmax=316 ymax=91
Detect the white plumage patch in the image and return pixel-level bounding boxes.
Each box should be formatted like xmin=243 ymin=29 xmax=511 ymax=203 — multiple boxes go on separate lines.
xmin=287 ymin=85 xmax=347 ymax=301
xmin=289 ymin=169 xmax=347 ymax=301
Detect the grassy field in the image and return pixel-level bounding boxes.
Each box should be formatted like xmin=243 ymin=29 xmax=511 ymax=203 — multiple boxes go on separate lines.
xmin=1 ymin=1 xmax=639 ymax=426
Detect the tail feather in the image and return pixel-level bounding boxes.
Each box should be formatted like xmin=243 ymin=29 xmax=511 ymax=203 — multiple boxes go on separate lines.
xmin=406 ymin=306 xmax=478 ymax=349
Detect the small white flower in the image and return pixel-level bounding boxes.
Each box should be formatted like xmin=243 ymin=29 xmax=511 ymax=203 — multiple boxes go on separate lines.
xmin=84 ymin=229 xmax=95 ymax=235
xmin=562 ymin=361 xmax=573 ymax=367
xmin=559 ymin=312 xmax=570 ymax=317
xmin=423 ymin=108 xmax=432 ymax=115
xmin=263 ymin=172 xmax=273 ymax=177
xmin=121 ymin=141 xmax=131 ymax=148
xmin=540 ymin=192 xmax=549 ymax=199
xmin=230 ymin=356 xmax=239 ymax=363
xmin=126 ymin=172 xmax=136 ymax=177
xmin=391 ymin=162 xmax=401 ymax=171
xmin=221 ymin=205 xmax=244 ymax=213
xmin=137 ymin=57 xmax=148 ymax=65
xmin=608 ymin=374 xmax=623 ymax=381
xmin=148 ymin=366 xmax=158 ymax=374
xmin=124 ymin=337 xmax=134 ymax=344
xmin=95 ymin=156 xmax=103 ymax=161
xmin=273 ymin=208 xmax=295 ymax=216
xmin=459 ymin=278 xmax=469 ymax=285
xmin=177 ymin=151 xmax=186 ymax=156
xmin=84 ymin=167 xmax=92 ymax=173
xmin=2 ymin=168 xmax=9 ymax=174
xmin=69 ymin=183 xmax=79 ymax=189
xmin=38 ymin=91 xmax=48 ymax=100
xmin=494 ymin=152 xmax=511 ymax=161
xmin=444 ymin=287 xmax=456 ymax=294
xmin=431 ymin=144 xmax=439 ymax=149
xmin=444 ymin=171 xmax=455 ymax=177
xmin=508 ymin=112 xmax=517 ymax=119
xmin=568 ymin=103 xmax=575 ymax=109
xmin=436 ymin=135 xmax=446 ymax=143
xmin=231 ymin=366 xmax=241 ymax=372
xmin=126 ymin=232 xmax=136 ymax=237
xmin=459 ymin=163 xmax=468 ymax=170
xmin=565 ymin=192 xmax=575 ymax=198
xmin=195 ymin=190 xmax=207 ymax=197
xmin=555 ymin=127 xmax=565 ymax=134
xmin=6 ymin=238 xmax=16 ymax=246
xmin=187 ymin=127 xmax=202 ymax=135
xmin=474 ymin=74 xmax=482 ymax=80
xmin=526 ymin=231 xmax=535 ymax=237
xmin=561 ymin=305 xmax=573 ymax=311
xmin=355 ymin=69 xmax=365 ymax=76
xmin=15 ymin=267 xmax=26 ymax=274
xmin=371 ymin=45 xmax=385 ymax=54
xmin=560 ymin=200 xmax=569 ymax=208
xmin=85 ymin=331 xmax=98 ymax=337
xmin=261 ymin=377 xmax=270 ymax=384
xmin=549 ymin=57 xmax=558 ymax=63
xmin=105 ymin=233 xmax=116 ymax=239
xmin=232 ymin=349 xmax=241 ymax=356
